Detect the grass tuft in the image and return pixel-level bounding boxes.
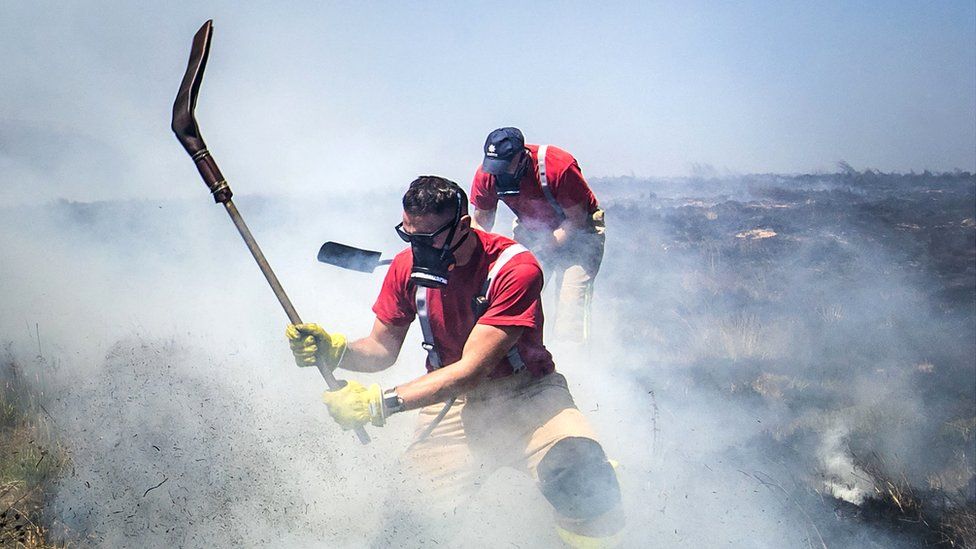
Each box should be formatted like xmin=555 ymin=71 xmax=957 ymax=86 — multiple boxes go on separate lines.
xmin=1 ymin=350 xmax=69 ymax=548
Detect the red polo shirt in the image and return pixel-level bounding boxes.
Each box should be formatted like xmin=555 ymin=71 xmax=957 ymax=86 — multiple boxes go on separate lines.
xmin=372 ymin=229 xmax=555 ymax=378
xmin=470 ymin=144 xmax=600 ymax=231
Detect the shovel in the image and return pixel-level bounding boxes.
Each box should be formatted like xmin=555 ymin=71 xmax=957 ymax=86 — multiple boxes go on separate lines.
xmin=317 ymin=242 xmax=392 ymax=273
xmin=171 ymin=20 xmax=369 ymax=444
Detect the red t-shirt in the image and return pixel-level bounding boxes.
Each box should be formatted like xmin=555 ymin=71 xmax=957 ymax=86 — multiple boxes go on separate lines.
xmin=470 ymin=144 xmax=600 ymax=231
xmin=372 ymin=229 xmax=555 ymax=379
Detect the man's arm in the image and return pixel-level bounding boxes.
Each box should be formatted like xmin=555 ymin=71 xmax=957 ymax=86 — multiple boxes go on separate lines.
xmin=339 ymin=318 xmax=411 ymax=373
xmin=394 ymin=323 xmax=523 ymax=409
xmin=551 ymin=202 xmax=590 ymax=248
xmin=472 ymin=207 xmax=497 ymax=232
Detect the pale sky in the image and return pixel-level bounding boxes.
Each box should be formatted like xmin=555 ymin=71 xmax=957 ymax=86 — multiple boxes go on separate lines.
xmin=1 ymin=1 xmax=974 ymax=204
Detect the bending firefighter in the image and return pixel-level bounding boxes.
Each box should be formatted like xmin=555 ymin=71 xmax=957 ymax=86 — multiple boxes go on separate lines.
xmin=470 ymin=127 xmax=606 ymax=342
xmin=286 ymin=177 xmax=625 ymax=547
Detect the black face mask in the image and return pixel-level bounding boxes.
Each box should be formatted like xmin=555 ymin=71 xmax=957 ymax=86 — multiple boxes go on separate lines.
xmin=396 ymin=193 xmax=469 ymax=288
xmin=494 ymin=152 xmax=529 ymax=196
xmin=408 ymin=233 xmax=468 ymax=288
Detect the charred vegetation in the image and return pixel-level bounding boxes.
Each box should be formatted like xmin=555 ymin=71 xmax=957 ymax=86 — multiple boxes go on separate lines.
xmin=597 ymin=169 xmax=975 ymax=546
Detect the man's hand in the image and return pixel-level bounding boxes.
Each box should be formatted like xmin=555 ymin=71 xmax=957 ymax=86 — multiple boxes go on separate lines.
xmin=513 ymin=224 xmax=558 ymax=253
xmin=285 ymin=323 xmax=347 ymax=370
xmin=321 ymin=380 xmax=385 ymax=429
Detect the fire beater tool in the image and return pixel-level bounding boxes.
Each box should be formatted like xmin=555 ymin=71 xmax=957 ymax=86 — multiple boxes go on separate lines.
xmin=317 ymin=241 xmax=392 ymax=273
xmin=171 ymin=20 xmax=370 ymax=445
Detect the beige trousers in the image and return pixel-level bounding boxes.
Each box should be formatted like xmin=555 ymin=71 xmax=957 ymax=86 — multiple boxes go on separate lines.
xmin=515 ymin=210 xmax=606 ymax=342
xmin=401 ymin=371 xmax=623 ymax=538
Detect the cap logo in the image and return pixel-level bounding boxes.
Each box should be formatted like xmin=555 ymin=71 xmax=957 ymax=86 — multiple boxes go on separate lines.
xmin=488 ymin=144 xmax=496 ymax=153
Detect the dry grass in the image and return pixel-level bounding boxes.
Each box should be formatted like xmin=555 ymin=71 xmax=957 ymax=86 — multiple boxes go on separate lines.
xmin=852 ymin=451 xmax=976 ymax=547
xmin=943 ymin=508 xmax=976 ymax=548
xmin=1 ymin=353 xmax=69 ymax=548
xmin=750 ymin=372 xmax=810 ymax=400
xmin=1 ymin=482 xmax=49 ymax=547
xmin=671 ymin=310 xmax=784 ymax=364
xmin=717 ymin=313 xmax=768 ymax=361
xmin=755 ymin=393 xmax=975 ymax=546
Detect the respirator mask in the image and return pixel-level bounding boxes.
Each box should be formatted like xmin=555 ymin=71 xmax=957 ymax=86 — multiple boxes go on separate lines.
xmin=396 ymin=192 xmax=469 ymax=288
xmin=493 ymin=150 xmax=529 ymax=196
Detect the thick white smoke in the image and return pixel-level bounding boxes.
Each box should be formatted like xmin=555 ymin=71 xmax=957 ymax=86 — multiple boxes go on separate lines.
xmin=5 ymin=167 xmax=971 ymax=547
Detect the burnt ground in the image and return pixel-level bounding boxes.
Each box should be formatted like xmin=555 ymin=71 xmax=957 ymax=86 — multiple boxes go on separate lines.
xmin=592 ymin=170 xmax=975 ymax=547
xmin=0 ymin=169 xmax=973 ymax=547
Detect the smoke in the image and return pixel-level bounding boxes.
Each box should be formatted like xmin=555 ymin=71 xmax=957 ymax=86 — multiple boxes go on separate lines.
xmin=0 ymin=193 xmax=412 ymax=545
xmin=5 ymin=2 xmax=976 ymax=208
xmin=1 ymin=2 xmax=972 ymax=544
xmin=3 ymin=169 xmax=971 ymax=546
xmin=556 ymin=170 xmax=975 ymax=546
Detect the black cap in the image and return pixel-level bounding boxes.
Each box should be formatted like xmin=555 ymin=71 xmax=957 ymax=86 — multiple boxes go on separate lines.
xmin=482 ymin=127 xmax=525 ymax=175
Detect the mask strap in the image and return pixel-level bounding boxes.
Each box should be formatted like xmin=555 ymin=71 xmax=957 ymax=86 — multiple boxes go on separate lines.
xmin=511 ymin=149 xmax=529 ymax=180
xmin=437 ymin=191 xmax=465 ymax=259
xmin=447 ymin=229 xmax=469 ymax=256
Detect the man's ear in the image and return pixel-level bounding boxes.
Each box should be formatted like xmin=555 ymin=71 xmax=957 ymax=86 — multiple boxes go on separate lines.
xmin=459 ymin=214 xmax=472 ymax=231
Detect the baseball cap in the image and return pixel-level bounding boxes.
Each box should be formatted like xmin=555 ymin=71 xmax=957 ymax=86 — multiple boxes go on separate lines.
xmin=482 ymin=127 xmax=525 ymax=175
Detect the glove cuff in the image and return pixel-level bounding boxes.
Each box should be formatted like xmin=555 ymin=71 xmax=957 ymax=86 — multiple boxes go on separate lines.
xmin=325 ymin=333 xmax=348 ymax=370
xmin=367 ymin=383 xmax=386 ymax=427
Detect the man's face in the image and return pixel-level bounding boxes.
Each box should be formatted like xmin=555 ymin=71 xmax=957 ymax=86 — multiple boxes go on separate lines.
xmin=503 ymin=149 xmax=527 ymax=176
xmin=400 ymin=210 xmax=463 ymax=249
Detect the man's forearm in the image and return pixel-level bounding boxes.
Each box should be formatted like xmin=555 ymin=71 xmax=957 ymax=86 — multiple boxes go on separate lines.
xmin=393 ymin=324 xmax=521 ymax=409
xmin=551 ymin=204 xmax=589 ymax=249
xmin=338 ymin=337 xmax=398 ymax=373
xmin=394 ymin=360 xmax=488 ymax=409
xmin=472 ymin=208 xmax=496 ymax=232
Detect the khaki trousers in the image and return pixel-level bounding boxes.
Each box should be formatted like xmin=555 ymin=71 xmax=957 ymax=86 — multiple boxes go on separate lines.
xmin=516 ymin=210 xmax=606 ymax=342
xmin=401 ymin=371 xmax=622 ymax=537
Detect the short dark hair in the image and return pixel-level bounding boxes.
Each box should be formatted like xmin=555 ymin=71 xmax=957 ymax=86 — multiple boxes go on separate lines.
xmin=403 ymin=176 xmax=469 ymax=217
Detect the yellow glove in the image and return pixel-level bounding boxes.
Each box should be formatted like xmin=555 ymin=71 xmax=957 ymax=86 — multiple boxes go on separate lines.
xmin=285 ymin=323 xmax=347 ymax=370
xmin=321 ymin=380 xmax=385 ymax=430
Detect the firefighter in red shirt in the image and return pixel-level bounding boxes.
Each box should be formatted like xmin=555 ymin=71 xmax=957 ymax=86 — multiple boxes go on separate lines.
xmin=470 ymin=127 xmax=606 ymax=343
xmin=286 ymin=176 xmax=624 ymax=547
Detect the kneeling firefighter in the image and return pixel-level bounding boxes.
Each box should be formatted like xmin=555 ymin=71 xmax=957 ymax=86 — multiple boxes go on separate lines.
xmin=286 ymin=176 xmax=625 ymax=546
